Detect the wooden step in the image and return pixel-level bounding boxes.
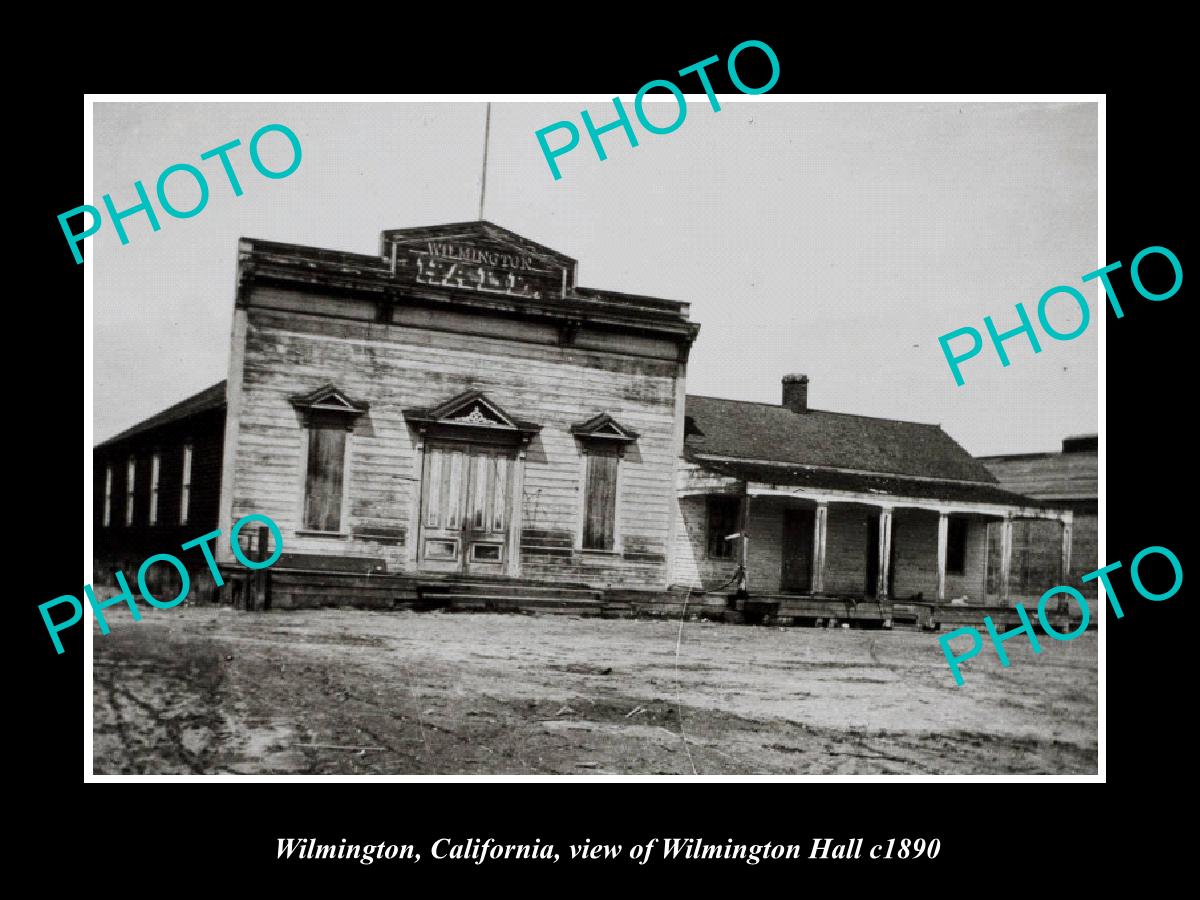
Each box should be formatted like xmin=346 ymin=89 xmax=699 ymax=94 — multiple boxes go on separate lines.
xmin=435 ymin=594 xmax=604 ymax=617
xmin=418 ymin=582 xmax=598 ymax=600
xmin=439 ymin=593 xmax=601 ymax=608
xmin=270 ymin=573 xmax=407 ymax=591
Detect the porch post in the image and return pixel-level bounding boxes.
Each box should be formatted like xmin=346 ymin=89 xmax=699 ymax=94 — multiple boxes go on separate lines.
xmin=936 ymin=510 xmax=949 ymax=602
xmin=1060 ymin=517 xmax=1073 ymax=584
xmin=811 ymin=502 xmax=828 ymax=594
xmin=999 ymin=514 xmax=1015 ymax=605
xmin=876 ymin=506 xmax=893 ymax=600
xmin=738 ymin=485 xmax=751 ymax=594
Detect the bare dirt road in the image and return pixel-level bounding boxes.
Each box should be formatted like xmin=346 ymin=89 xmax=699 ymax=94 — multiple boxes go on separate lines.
xmin=92 ymin=607 xmax=1097 ymax=775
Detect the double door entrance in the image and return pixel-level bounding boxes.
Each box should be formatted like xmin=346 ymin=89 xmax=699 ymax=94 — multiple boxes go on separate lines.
xmin=419 ymin=442 xmax=515 ymax=574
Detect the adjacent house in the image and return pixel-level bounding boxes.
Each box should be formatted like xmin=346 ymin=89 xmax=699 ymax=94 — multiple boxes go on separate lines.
xmin=672 ymin=376 xmax=1074 ymax=626
xmin=92 ymin=382 xmax=226 ymax=603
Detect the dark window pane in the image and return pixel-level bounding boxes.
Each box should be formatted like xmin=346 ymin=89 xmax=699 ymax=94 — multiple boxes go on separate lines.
xmin=707 ymin=496 xmax=740 ymax=558
xmin=947 ymin=516 xmax=968 ymax=575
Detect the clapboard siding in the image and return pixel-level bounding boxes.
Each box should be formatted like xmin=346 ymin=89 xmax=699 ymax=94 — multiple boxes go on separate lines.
xmin=981 ymin=449 xmax=1096 ymax=612
xmin=980 ymin=451 xmax=1097 ymax=500
xmin=1067 ymin=500 xmax=1098 ymax=601
xmin=982 ymin=517 xmax=1067 ymax=604
xmin=228 ymin=294 xmax=684 ymax=589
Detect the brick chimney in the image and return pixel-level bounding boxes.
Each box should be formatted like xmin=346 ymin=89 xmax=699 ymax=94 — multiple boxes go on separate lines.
xmin=782 ymin=373 xmax=809 ymax=413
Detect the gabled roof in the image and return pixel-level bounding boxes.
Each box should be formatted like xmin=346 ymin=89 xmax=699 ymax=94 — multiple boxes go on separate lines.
xmin=569 ymin=413 xmax=639 ymax=442
xmin=289 ymin=383 xmax=369 ymax=414
xmin=685 ymin=395 xmax=999 ymax=484
xmin=96 ymin=380 xmax=227 ymax=449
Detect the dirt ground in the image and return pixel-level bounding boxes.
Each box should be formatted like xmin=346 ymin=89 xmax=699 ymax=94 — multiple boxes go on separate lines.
xmin=92 ymin=606 xmax=1098 ymax=775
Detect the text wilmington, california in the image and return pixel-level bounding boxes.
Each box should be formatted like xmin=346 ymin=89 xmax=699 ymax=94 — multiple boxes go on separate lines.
xmin=277 ymin=837 xmax=813 ymax=865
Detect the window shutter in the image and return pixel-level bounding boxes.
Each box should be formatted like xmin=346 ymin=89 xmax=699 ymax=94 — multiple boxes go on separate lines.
xmin=149 ymin=452 xmax=161 ymax=526
xmin=103 ymin=466 xmax=113 ymax=527
xmin=304 ymin=426 xmax=347 ymax=531
xmin=180 ymin=444 xmax=193 ymax=525
xmin=583 ymin=449 xmax=618 ymax=550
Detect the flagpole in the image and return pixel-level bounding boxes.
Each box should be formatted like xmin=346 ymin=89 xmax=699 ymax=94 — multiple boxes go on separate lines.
xmin=478 ymin=102 xmax=492 ymax=221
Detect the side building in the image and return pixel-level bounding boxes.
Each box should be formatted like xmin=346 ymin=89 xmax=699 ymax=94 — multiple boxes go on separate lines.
xmin=92 ymin=382 xmax=226 ymax=602
xmin=671 ymin=376 xmax=1077 ymax=627
xmin=978 ymin=434 xmax=1099 ymax=614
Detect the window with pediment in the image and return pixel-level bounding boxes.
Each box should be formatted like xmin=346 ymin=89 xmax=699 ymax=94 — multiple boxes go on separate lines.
xmin=571 ymin=414 xmax=638 ymax=552
xmin=291 ymin=384 xmax=369 ymax=534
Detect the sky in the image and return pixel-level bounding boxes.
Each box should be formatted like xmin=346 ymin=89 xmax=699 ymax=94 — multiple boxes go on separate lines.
xmin=92 ymin=100 xmax=1097 ymax=456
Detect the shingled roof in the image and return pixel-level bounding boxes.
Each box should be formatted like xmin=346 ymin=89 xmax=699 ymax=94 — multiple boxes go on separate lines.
xmin=96 ymin=380 xmax=227 ymax=449
xmin=692 ymin=458 xmax=1042 ymax=507
xmin=685 ymin=395 xmax=999 ymax=484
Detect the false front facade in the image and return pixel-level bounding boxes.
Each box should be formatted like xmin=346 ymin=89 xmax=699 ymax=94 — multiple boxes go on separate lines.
xmin=213 ymin=222 xmax=698 ymax=608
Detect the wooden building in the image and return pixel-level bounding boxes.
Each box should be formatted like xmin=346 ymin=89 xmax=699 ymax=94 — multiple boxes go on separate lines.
xmin=93 ymin=220 xmax=1079 ymax=624
xmin=190 ymin=221 xmax=695 ymax=611
xmin=979 ymin=434 xmax=1098 ymax=615
xmin=92 ymin=382 xmax=226 ymax=602
xmin=672 ymin=376 xmax=1075 ymax=627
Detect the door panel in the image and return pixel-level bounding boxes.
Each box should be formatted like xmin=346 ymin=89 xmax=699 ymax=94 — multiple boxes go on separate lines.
xmin=464 ymin=447 xmax=510 ymax=574
xmin=419 ymin=443 xmax=514 ymax=573
xmin=781 ymin=508 xmax=814 ymax=592
xmin=420 ymin=445 xmax=469 ymax=572
xmin=582 ymin=449 xmax=618 ymax=551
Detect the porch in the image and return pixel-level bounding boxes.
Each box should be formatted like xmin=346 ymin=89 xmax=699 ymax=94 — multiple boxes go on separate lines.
xmin=676 ymin=464 xmax=1076 ymax=628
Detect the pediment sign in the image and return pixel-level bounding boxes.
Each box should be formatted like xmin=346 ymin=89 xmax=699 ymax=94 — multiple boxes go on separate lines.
xmin=382 ymin=223 xmax=576 ymax=301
